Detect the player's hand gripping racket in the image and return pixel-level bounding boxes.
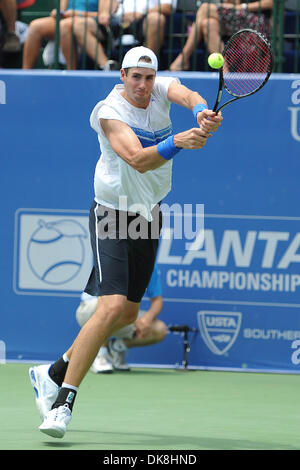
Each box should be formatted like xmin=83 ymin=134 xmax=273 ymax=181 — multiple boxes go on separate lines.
xmin=213 ymin=29 xmax=273 ymax=113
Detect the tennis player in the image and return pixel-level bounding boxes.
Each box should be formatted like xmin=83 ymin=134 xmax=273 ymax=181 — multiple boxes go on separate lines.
xmin=30 ymin=46 xmax=222 ymax=438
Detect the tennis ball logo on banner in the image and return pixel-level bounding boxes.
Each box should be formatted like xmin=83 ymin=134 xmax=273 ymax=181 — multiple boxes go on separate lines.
xmin=27 ymin=219 xmax=87 ymax=284
xmin=14 ymin=209 xmax=93 ymax=295
xmin=197 ymin=311 xmax=242 ymax=355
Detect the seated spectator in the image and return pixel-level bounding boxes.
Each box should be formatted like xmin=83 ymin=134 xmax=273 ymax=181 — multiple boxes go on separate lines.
xmin=71 ymin=0 xmax=143 ymax=71
xmin=0 ymin=0 xmax=21 ymax=53
xmin=170 ymin=0 xmax=273 ymax=71
xmin=75 ymin=264 xmax=167 ymax=373
xmin=72 ymin=0 xmax=177 ymax=70
xmin=22 ymin=0 xmax=100 ymax=69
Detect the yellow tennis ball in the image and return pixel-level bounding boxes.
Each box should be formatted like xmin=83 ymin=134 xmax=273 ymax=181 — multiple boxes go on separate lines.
xmin=208 ymin=53 xmax=224 ymax=69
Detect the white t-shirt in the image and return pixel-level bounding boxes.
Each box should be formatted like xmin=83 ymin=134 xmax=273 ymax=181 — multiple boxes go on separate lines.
xmin=142 ymin=0 xmax=177 ymax=10
xmin=90 ymin=76 xmax=179 ymax=221
xmin=115 ymin=0 xmax=145 ymax=16
xmin=115 ymin=0 xmax=177 ymax=17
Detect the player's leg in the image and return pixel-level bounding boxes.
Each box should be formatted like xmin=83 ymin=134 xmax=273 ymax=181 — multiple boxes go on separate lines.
xmin=29 ymin=297 xmax=138 ymax=420
xmin=107 ymin=204 xmax=163 ymax=370
xmin=61 ymin=295 xmax=138 ymax=387
xmin=38 ymin=297 xmax=139 ymax=437
xmin=37 ymin=203 xmax=137 ymax=437
xmin=62 ymin=295 xmax=139 ymax=376
xmin=74 ymin=296 xmax=112 ymax=373
xmin=29 ymin=297 xmax=95 ymax=423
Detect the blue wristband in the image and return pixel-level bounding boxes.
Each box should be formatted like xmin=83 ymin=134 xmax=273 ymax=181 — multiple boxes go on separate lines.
xmin=193 ymin=103 xmax=208 ymax=119
xmin=157 ymin=135 xmax=181 ymax=161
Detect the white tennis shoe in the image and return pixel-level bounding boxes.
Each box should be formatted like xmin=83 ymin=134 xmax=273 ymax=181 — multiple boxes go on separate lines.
xmin=90 ymin=353 xmax=114 ymax=374
xmin=29 ymin=364 xmax=60 ymax=420
xmin=107 ymin=339 xmax=131 ymax=371
xmin=39 ymin=404 xmax=72 ymax=438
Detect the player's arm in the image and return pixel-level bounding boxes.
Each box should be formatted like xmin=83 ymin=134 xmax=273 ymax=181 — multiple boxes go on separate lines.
xmin=167 ymin=80 xmax=222 ymax=133
xmin=137 ymin=296 xmax=163 ymax=327
xmin=100 ymin=118 xmax=209 ymax=173
xmin=134 ymin=296 xmax=163 ymax=337
xmin=145 ymin=296 xmax=164 ymax=321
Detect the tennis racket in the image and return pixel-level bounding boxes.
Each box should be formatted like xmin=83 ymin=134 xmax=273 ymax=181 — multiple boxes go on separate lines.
xmin=213 ymin=28 xmax=273 ymax=113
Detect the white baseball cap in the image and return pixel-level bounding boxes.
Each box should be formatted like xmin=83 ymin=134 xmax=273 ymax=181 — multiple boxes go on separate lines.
xmin=121 ymin=46 xmax=158 ymax=71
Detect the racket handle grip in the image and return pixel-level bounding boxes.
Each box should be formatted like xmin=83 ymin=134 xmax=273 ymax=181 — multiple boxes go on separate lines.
xmin=213 ymin=90 xmax=222 ymax=113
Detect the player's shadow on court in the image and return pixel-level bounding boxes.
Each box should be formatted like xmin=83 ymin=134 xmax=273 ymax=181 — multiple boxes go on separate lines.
xmin=42 ymin=430 xmax=298 ymax=450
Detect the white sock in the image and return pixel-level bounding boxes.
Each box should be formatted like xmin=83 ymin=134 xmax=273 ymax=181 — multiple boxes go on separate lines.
xmin=62 ymin=382 xmax=78 ymax=392
xmin=62 ymin=353 xmax=69 ymax=363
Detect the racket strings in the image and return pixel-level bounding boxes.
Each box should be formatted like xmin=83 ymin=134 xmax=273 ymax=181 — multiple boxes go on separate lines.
xmin=223 ymin=31 xmax=272 ymax=97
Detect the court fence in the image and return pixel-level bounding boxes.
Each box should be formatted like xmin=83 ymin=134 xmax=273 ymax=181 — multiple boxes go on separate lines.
xmin=0 ymin=0 xmax=298 ymax=73
xmin=272 ymin=0 xmax=299 ymax=73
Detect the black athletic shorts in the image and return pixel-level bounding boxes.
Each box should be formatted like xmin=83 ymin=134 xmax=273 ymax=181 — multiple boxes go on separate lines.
xmin=84 ymin=201 xmax=162 ymax=303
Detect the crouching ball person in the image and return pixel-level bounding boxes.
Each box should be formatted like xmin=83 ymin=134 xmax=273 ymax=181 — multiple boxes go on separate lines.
xmin=76 ymin=264 xmax=166 ymax=373
xmin=29 ymin=46 xmax=222 ymax=438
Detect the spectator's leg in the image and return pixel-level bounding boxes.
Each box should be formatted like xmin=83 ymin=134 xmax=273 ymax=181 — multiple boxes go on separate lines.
xmin=0 ymin=0 xmax=21 ymax=52
xmin=143 ymin=11 xmax=166 ymax=55
xmin=169 ymin=2 xmax=219 ymax=71
xmin=0 ymin=0 xmax=16 ymax=32
xmin=72 ymin=17 xmax=109 ymax=69
xmin=22 ymin=17 xmax=55 ymax=69
xmin=202 ymin=16 xmax=223 ymax=54
xmin=59 ymin=17 xmax=78 ymax=70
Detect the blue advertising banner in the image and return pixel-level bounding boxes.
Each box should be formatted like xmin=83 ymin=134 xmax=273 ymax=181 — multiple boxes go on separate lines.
xmin=0 ymin=70 xmax=300 ymax=373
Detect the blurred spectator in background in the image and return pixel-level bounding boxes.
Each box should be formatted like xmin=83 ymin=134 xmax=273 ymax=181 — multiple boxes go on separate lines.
xmin=285 ymin=0 xmax=297 ymax=9
xmin=72 ymin=0 xmax=144 ymax=71
xmin=170 ymin=0 xmax=273 ymax=71
xmin=0 ymin=0 xmax=21 ymax=52
xmin=75 ymin=263 xmax=167 ymax=373
xmin=22 ymin=0 xmax=100 ymax=69
xmin=72 ymin=0 xmax=177 ymax=70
